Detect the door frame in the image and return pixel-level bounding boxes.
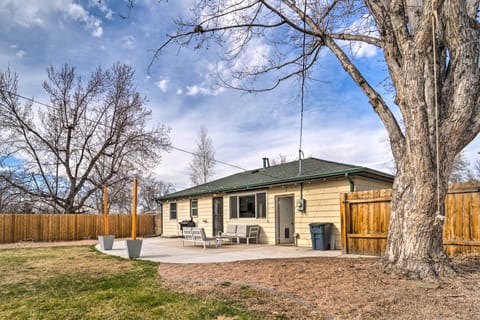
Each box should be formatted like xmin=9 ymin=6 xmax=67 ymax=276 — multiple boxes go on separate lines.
xmin=275 ymin=194 xmax=295 ymax=245
xmin=212 ymin=197 xmax=224 ymax=237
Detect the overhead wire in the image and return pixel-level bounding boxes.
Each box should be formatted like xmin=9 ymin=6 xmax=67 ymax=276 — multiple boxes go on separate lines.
xmin=0 ymin=87 xmax=287 ymax=181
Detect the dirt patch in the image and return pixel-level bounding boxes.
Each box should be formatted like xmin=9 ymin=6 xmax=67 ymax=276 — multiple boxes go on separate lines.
xmin=158 ymin=256 xmax=480 ymax=319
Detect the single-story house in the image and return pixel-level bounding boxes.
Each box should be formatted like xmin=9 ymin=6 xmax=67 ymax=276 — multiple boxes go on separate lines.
xmin=156 ymin=157 xmax=393 ymax=248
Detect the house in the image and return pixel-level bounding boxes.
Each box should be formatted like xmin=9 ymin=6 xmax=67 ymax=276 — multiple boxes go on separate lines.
xmin=156 ymin=157 xmax=393 ymax=248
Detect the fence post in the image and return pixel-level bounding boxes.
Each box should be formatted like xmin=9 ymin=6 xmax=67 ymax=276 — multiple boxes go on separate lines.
xmin=340 ymin=193 xmax=349 ymax=254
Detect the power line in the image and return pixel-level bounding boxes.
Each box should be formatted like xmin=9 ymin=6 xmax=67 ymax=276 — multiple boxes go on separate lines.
xmin=1 ymin=88 xmax=292 ymax=183
xmin=169 ymin=145 xmax=247 ymax=171
xmin=1 ymin=88 xmax=250 ymax=173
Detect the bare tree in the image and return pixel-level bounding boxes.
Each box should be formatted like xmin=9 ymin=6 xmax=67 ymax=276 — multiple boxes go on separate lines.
xmin=0 ymin=63 xmax=170 ymax=213
xmin=190 ymin=125 xmax=216 ymax=186
xmin=90 ymin=174 xmax=175 ymax=214
xmin=139 ymin=175 xmax=175 ymax=213
xmin=449 ymin=152 xmax=475 ymax=183
xmin=473 ymin=159 xmax=480 ymax=180
xmin=270 ymin=154 xmax=290 ymax=166
xmin=0 ymin=171 xmax=34 ymax=213
xmin=154 ymin=1 xmax=480 ymax=279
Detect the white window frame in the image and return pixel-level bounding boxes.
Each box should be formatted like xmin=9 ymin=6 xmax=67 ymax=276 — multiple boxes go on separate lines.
xmin=190 ymin=199 xmax=198 ymax=217
xmin=229 ymin=191 xmax=267 ymax=219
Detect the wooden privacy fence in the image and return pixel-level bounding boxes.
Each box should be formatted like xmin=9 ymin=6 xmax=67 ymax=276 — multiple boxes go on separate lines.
xmin=340 ymin=182 xmax=480 ymax=256
xmin=0 ymin=214 xmax=155 ymax=244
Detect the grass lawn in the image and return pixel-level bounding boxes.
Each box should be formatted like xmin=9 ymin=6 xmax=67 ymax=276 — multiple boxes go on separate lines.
xmin=0 ymin=245 xmax=262 ymax=320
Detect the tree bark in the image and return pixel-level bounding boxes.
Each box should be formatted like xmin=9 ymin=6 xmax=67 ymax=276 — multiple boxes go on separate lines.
xmin=383 ymin=160 xmax=455 ymax=279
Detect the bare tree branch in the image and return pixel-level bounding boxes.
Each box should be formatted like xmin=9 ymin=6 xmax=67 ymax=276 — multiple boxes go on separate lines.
xmin=0 ymin=63 xmax=170 ymax=213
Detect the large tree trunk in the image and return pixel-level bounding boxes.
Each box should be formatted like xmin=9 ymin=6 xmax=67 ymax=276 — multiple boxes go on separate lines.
xmin=383 ymin=160 xmax=455 ymax=279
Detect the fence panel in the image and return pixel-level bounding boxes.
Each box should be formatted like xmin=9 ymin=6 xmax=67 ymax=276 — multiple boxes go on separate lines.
xmin=443 ymin=182 xmax=480 ymax=255
xmin=0 ymin=214 xmax=155 ymax=244
xmin=341 ymin=182 xmax=480 ymax=256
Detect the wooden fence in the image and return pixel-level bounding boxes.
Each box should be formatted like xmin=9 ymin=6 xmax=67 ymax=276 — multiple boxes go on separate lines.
xmin=340 ymin=182 xmax=480 ymax=256
xmin=0 ymin=214 xmax=156 ymax=244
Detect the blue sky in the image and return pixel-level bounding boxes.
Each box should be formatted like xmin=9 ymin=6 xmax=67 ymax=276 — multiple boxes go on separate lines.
xmin=1 ymin=0 xmax=479 ymax=190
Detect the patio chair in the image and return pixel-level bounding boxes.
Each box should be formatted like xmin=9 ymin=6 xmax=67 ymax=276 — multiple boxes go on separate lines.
xmin=217 ymin=224 xmax=237 ymax=244
xmin=236 ymin=225 xmax=260 ymax=245
xmin=182 ymin=227 xmax=195 ymax=246
xmin=184 ymin=227 xmax=219 ymax=249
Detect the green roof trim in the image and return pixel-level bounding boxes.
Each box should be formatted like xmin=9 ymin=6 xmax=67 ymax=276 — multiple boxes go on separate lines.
xmin=157 ymin=157 xmax=394 ymax=201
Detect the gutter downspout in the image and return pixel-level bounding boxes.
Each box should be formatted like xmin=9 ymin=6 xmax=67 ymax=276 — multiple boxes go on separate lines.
xmin=345 ymin=172 xmax=355 ymax=192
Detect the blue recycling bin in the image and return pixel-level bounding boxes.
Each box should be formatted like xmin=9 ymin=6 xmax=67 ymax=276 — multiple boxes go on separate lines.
xmin=309 ymin=223 xmax=332 ymax=250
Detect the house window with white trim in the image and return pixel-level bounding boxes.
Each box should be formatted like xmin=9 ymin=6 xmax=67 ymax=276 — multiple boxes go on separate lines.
xmin=169 ymin=202 xmax=177 ymax=220
xmin=190 ymin=199 xmax=198 ymax=217
xmin=229 ymin=192 xmax=267 ymax=219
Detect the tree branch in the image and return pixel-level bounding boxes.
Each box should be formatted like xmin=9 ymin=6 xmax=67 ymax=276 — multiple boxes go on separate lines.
xmin=323 ymin=35 xmax=405 ymax=159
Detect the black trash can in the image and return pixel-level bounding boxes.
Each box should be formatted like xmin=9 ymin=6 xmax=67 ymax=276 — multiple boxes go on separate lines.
xmin=309 ymin=223 xmax=333 ymax=250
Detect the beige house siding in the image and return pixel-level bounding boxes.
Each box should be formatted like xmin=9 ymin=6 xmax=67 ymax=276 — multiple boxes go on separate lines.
xmin=162 ymin=195 xmax=217 ymax=237
xmin=160 ymin=175 xmax=393 ymax=248
xmin=298 ymin=179 xmax=349 ymax=248
xmin=225 ymin=189 xmax=272 ymax=244
xmin=353 ymin=176 xmax=393 ymax=191
xmin=191 ymin=195 xmax=214 ymax=236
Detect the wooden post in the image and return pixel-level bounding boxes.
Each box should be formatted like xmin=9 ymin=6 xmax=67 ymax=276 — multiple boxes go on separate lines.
xmin=131 ymin=178 xmax=137 ymax=240
xmin=340 ymin=193 xmax=348 ymax=254
xmin=103 ymin=185 xmax=109 ymax=236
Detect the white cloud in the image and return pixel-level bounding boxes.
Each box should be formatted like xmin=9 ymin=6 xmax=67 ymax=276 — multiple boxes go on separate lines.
xmin=342 ymin=14 xmax=379 ymax=58
xmin=0 ymin=1 xmax=104 ymax=38
xmin=176 ymin=89 xmax=183 ymax=95
xmin=91 ymin=0 xmax=114 ymax=20
xmin=155 ymin=79 xmax=169 ymax=93
xmin=185 ymin=85 xmax=224 ymax=96
xmin=354 ymin=43 xmax=377 ymax=58
xmin=67 ymin=3 xmax=103 ymax=37
xmin=16 ymin=50 xmax=26 ymax=59
xmin=122 ymin=35 xmax=136 ymax=49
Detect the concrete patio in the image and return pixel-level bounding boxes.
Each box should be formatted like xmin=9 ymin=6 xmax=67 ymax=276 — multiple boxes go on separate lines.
xmin=96 ymin=236 xmax=364 ymax=264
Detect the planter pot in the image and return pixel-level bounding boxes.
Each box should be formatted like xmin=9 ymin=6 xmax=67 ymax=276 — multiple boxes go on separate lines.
xmin=98 ymin=235 xmax=115 ymax=250
xmin=125 ymin=239 xmax=143 ymax=259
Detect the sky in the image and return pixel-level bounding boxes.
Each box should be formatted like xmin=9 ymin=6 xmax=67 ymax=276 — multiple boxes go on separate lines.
xmin=1 ymin=0 xmax=479 ymax=191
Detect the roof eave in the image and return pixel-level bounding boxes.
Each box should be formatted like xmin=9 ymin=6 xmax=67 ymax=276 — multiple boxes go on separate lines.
xmin=157 ymin=167 xmax=394 ymax=202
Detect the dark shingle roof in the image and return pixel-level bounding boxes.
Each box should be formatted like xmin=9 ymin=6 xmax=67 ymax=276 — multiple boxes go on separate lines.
xmin=157 ymin=157 xmax=393 ymax=201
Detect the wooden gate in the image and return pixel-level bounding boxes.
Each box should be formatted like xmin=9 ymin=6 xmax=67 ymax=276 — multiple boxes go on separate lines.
xmin=340 ymin=189 xmax=391 ymax=256
xmin=340 ymin=182 xmax=480 ymax=256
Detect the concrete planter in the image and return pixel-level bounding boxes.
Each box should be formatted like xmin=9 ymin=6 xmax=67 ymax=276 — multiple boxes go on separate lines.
xmin=126 ymin=239 xmax=143 ymax=259
xmin=98 ymin=235 xmax=115 ymax=250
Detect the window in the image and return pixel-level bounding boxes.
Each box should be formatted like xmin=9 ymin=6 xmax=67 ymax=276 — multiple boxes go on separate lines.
xmin=190 ymin=199 xmax=198 ymax=217
xmin=229 ymin=192 xmax=267 ymax=219
xmin=169 ymin=202 xmax=177 ymax=220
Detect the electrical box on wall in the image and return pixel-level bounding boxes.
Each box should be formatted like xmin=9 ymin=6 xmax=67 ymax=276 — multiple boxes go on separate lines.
xmin=296 ymin=198 xmax=306 ymax=211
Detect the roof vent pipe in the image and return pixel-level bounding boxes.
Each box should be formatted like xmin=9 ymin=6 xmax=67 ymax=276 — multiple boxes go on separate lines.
xmin=262 ymin=157 xmax=270 ymax=169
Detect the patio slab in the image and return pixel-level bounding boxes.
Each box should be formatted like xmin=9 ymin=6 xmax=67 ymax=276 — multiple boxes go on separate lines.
xmin=96 ymin=237 xmax=362 ymax=264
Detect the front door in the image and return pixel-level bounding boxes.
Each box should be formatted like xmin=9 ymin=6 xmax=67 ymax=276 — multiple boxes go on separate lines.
xmin=212 ymin=197 xmax=223 ymax=236
xmin=276 ymin=195 xmax=295 ymax=244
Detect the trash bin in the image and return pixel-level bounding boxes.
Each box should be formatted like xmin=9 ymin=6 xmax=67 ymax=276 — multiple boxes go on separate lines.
xmin=309 ymin=223 xmax=333 ymax=250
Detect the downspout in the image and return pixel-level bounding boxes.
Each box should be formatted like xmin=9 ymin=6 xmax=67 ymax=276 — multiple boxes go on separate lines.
xmin=345 ymin=173 xmax=355 ymax=192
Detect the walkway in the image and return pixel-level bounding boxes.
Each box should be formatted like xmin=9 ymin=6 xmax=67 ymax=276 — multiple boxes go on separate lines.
xmin=96 ymin=237 xmax=363 ymax=264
